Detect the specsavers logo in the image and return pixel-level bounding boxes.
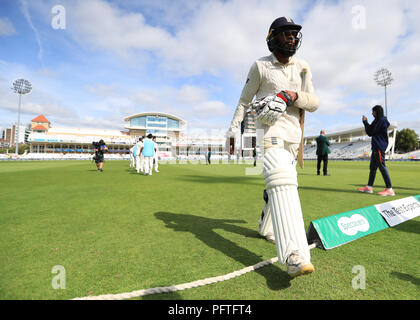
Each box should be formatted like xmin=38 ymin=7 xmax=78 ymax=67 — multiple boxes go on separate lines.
xmin=337 ymin=214 xmax=370 ymax=236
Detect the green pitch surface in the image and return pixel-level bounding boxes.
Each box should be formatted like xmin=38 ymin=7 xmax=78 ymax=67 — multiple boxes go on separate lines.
xmin=0 ymin=159 xmax=419 ymax=300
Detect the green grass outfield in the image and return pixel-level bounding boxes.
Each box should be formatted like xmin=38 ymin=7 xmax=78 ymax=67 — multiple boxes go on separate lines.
xmin=0 ymin=159 xmax=419 ymax=300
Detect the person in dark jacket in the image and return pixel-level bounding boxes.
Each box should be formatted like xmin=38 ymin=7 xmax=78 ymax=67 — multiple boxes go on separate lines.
xmin=316 ymin=130 xmax=331 ymax=176
xmin=358 ymin=105 xmax=395 ymax=196
xmin=206 ymin=148 xmax=211 ymax=165
xmin=93 ymin=139 xmax=108 ymax=172
xmin=253 ymin=146 xmax=257 ymax=167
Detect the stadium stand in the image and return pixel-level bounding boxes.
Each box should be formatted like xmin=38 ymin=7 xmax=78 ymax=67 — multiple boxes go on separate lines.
xmin=18 ymin=152 xmax=130 ymax=161
xmin=303 ymin=140 xmax=372 ymax=159
xmin=4 ymin=114 xmax=419 ymax=161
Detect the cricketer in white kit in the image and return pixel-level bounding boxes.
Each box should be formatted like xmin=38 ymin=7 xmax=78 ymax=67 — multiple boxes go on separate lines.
xmin=152 ymin=136 xmax=159 ymax=173
xmin=129 ymin=145 xmax=135 ymax=168
xmin=141 ymin=133 xmax=156 ymax=175
xmin=227 ymin=17 xmax=320 ymax=278
xmin=135 ymin=137 xmax=144 ymax=174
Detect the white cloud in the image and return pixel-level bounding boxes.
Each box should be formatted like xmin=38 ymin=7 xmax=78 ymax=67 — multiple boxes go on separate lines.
xmin=176 ymin=85 xmax=209 ymax=105
xmin=315 ymin=88 xmax=349 ymax=115
xmin=0 ymin=18 xmax=16 ymax=36
xmin=67 ymin=0 xmax=303 ymax=77
xmin=69 ymin=0 xmax=172 ymax=54
xmin=128 ymin=84 xmax=228 ymax=124
xmin=193 ymin=101 xmax=229 ymax=119
xmin=2 ymin=0 xmax=420 ymax=137
xmin=0 ymin=62 xmax=77 ymax=129
xmin=84 ymin=84 xmax=118 ymax=97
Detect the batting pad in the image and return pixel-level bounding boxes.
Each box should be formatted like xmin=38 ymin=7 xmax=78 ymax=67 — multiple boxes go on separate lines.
xmin=263 ymin=148 xmax=310 ymax=265
xmin=258 ymin=203 xmax=274 ymax=239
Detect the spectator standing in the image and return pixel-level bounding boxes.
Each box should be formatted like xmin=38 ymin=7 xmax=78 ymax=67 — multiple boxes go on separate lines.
xmin=315 ymin=130 xmax=331 ymax=176
xmin=358 ymin=105 xmax=395 ymax=196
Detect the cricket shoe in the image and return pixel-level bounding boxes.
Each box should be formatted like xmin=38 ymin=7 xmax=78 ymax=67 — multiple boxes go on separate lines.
xmin=286 ymin=251 xmax=314 ymax=278
xmin=357 ymin=185 xmax=373 ymax=194
xmin=377 ymin=188 xmax=395 ymax=196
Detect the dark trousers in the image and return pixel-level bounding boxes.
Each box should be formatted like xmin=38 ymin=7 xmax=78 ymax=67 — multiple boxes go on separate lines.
xmin=317 ymin=154 xmax=328 ymax=175
xmin=368 ymin=150 xmax=392 ymax=188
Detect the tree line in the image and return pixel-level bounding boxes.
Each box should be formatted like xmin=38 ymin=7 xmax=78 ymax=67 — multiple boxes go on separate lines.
xmin=395 ymin=128 xmax=419 ymax=153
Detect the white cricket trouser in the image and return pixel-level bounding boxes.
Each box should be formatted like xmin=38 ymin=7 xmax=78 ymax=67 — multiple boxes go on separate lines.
xmin=135 ymin=155 xmax=141 ymax=173
xmin=140 ymin=154 xmax=144 ymax=172
xmin=154 ymin=155 xmax=158 ymax=171
xmin=129 ymin=153 xmax=135 ymax=167
xmin=260 ymin=137 xmax=310 ymax=265
xmin=144 ymin=156 xmax=153 ymax=174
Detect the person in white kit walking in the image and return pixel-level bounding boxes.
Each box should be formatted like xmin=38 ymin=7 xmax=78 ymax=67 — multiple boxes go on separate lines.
xmin=141 ymin=133 xmax=156 ymax=176
xmin=226 ymin=17 xmax=320 ymax=278
xmin=135 ymin=137 xmax=144 ymax=174
xmin=129 ymin=145 xmax=135 ymax=168
xmin=152 ymin=136 xmax=159 ymax=173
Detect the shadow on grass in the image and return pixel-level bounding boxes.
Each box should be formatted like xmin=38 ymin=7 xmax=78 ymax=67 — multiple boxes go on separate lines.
xmin=176 ymin=174 xmax=263 ymax=186
xmin=302 ymin=184 xmax=418 ymax=197
xmin=142 ymin=291 xmax=183 ymax=300
xmin=393 ymin=219 xmax=420 ymax=235
xmin=155 ymin=212 xmax=291 ymax=292
xmin=390 ymin=272 xmax=420 ymax=288
xmin=299 ymin=186 xmax=356 ymax=194
xmin=349 ymin=184 xmax=420 ymax=191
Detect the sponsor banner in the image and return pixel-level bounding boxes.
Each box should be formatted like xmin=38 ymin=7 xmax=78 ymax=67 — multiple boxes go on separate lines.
xmin=307 ymin=206 xmax=389 ymax=250
xmin=375 ymin=195 xmax=420 ymax=227
xmin=307 ymin=195 xmax=420 ymax=250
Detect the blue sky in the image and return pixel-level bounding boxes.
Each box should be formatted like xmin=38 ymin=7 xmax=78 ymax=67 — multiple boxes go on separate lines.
xmin=1 ymin=0 xmax=419 ymax=137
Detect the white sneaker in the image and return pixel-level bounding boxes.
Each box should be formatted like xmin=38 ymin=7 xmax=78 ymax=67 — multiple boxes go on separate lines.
xmin=357 ymin=185 xmax=373 ymax=193
xmin=377 ymin=188 xmax=395 ymax=196
xmin=286 ymin=251 xmax=314 ymax=278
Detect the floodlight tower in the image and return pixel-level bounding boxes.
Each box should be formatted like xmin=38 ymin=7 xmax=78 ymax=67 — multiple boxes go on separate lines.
xmin=12 ymin=79 xmax=32 ymax=155
xmin=374 ymin=68 xmax=393 ymax=118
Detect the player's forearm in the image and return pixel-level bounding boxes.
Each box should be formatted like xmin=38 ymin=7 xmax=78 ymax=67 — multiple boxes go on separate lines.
xmin=228 ymin=102 xmax=247 ymax=132
xmin=229 ymin=62 xmax=260 ymax=132
xmin=294 ymin=91 xmax=320 ymax=112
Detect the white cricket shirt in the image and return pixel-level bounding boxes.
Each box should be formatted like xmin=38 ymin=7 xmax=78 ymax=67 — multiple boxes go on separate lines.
xmin=229 ymin=54 xmax=320 ymax=144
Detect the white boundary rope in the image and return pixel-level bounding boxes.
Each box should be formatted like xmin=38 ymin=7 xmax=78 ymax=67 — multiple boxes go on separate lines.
xmin=72 ymin=243 xmax=317 ymax=300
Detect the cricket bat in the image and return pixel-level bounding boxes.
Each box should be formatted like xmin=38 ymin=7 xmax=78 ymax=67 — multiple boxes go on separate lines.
xmin=298 ymin=68 xmax=308 ymax=169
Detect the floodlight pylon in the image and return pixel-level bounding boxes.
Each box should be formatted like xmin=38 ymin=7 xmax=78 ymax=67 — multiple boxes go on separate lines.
xmin=12 ymin=79 xmax=32 ymax=155
xmin=374 ymin=68 xmax=393 ymax=118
